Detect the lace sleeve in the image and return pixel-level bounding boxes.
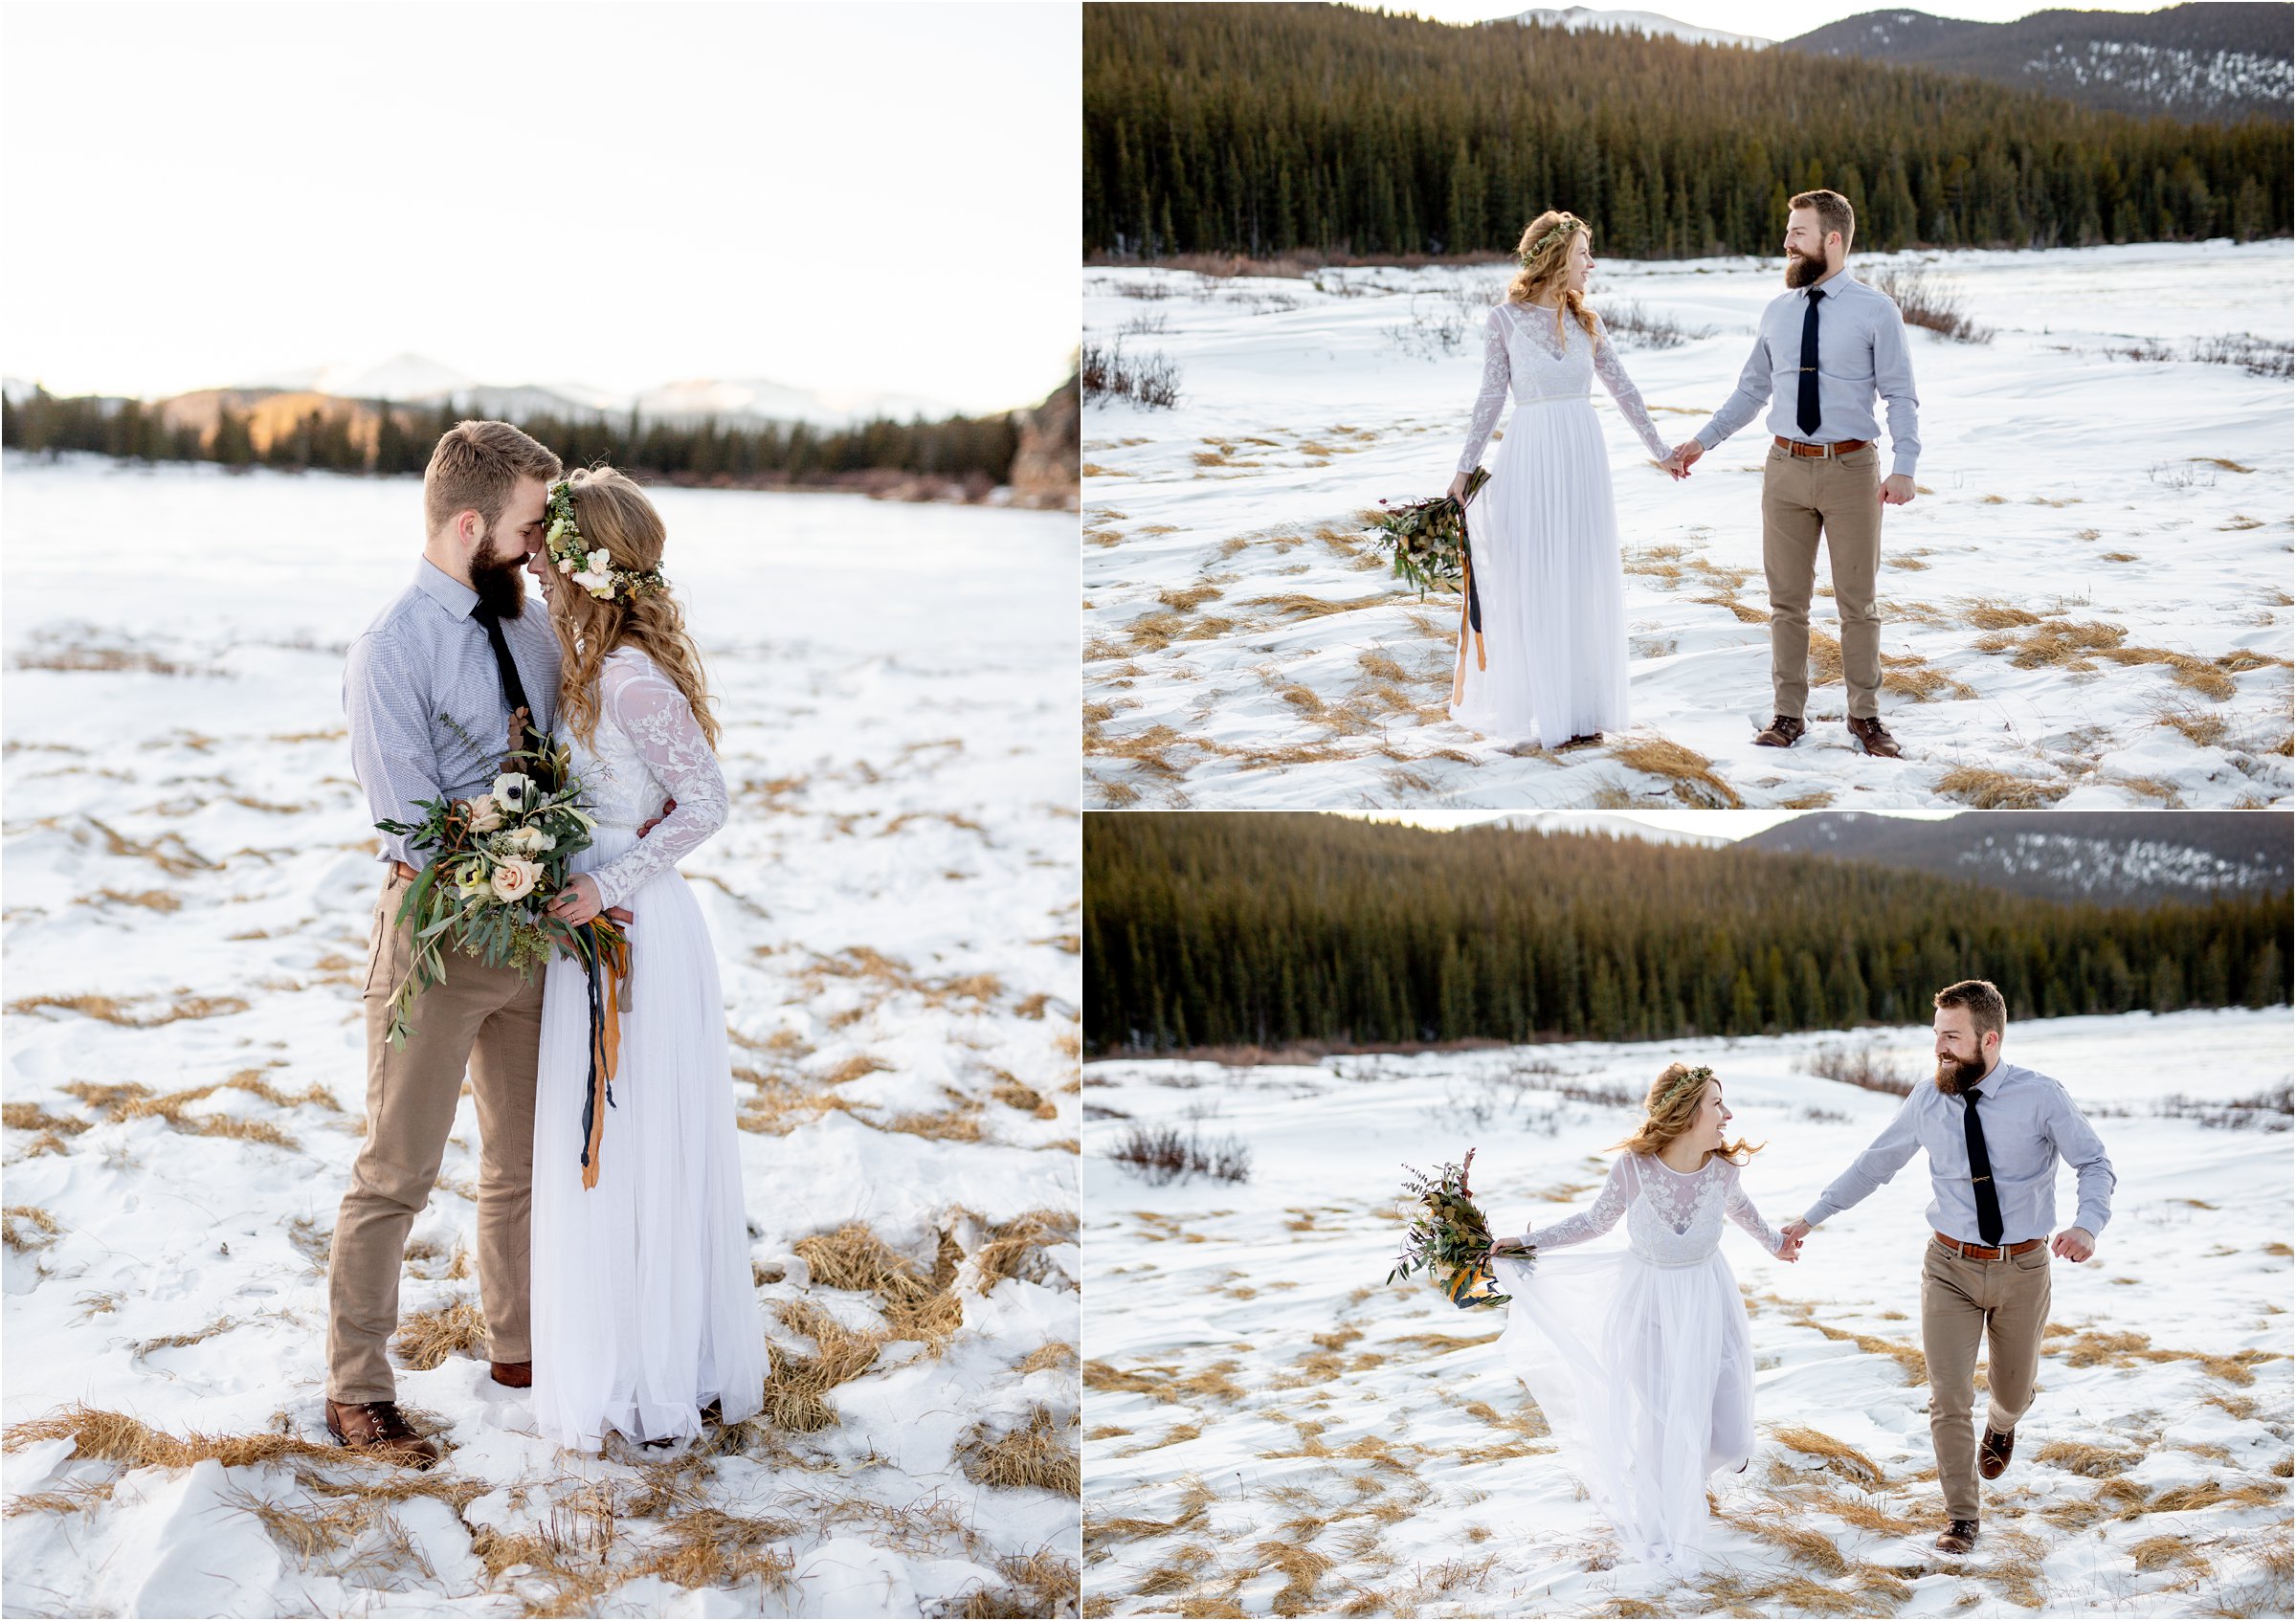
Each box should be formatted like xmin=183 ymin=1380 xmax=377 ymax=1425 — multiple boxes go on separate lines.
xmin=1457 ymin=305 xmax=1512 ymax=473
xmin=1724 ymin=1166 xmax=1785 ymax=1256
xmin=583 ymin=656 xmax=729 ymax=912
xmin=1522 ymin=1155 xmax=1636 ymax=1251
xmin=1592 ymin=316 xmax=1673 ymax=460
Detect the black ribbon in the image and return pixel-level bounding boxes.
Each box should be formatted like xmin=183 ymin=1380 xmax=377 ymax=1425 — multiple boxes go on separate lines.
xmin=576 ymin=933 xmax=616 ymax=1178
xmin=1457 ymin=497 xmax=1484 ymax=637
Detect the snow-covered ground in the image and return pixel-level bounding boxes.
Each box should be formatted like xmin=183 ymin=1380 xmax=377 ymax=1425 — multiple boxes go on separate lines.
xmin=1082 ymin=239 xmax=2295 ymax=810
xmin=1082 ymin=1009 xmax=2294 ymax=1617
xmin=2 ymin=457 xmax=1081 ymax=1617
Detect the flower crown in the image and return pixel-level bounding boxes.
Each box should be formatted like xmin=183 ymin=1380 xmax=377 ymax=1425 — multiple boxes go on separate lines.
xmin=1520 ymin=214 xmax=1588 ymax=269
xmin=1661 ymin=1065 xmax=1716 ymax=1105
xmin=545 ymin=480 xmax=667 ymax=605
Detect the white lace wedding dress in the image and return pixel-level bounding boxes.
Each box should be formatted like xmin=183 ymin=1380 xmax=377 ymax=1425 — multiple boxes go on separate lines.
xmin=1452 ymin=302 xmax=1672 ymax=748
xmin=529 ymin=647 xmax=764 ymax=1450
xmin=1487 ymin=1152 xmax=1784 ymax=1566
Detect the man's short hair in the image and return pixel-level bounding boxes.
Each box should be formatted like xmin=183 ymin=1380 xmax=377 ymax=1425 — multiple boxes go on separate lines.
xmin=1791 ymin=189 xmax=1856 ymax=252
xmin=422 ymin=420 xmax=563 ymax=537
xmin=1935 ymin=978 xmax=2008 ymax=1041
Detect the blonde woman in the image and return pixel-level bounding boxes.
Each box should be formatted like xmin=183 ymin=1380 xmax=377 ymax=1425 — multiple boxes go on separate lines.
xmin=1488 ymin=1065 xmax=1798 ymax=1567
xmin=1446 ymin=211 xmax=1679 ymax=750
xmin=522 ymin=467 xmax=763 ymax=1451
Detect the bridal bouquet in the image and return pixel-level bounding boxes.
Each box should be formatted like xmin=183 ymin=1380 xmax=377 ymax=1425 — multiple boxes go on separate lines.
xmin=1386 ymin=1146 xmax=1519 ymax=1310
xmin=1368 ymin=466 xmax=1490 ymax=598
xmin=373 ymin=720 xmax=628 ymax=1040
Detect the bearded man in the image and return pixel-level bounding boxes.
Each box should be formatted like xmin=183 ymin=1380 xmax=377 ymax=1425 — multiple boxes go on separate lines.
xmin=1778 ymin=979 xmax=2116 ymax=1554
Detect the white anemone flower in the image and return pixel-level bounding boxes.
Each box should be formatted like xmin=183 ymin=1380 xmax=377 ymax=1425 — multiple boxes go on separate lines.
xmin=491 ymin=773 xmax=532 ymax=814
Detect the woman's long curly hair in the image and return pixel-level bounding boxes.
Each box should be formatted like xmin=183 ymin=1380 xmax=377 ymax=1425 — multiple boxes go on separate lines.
xmin=1611 ymin=1062 xmax=1763 ymax=1169
xmin=1506 ymin=210 xmax=1599 ymax=349
xmin=544 ymin=466 xmax=722 ymax=753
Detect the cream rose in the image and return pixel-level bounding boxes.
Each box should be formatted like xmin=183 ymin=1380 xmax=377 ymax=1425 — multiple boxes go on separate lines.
xmin=504 ymin=825 xmax=553 ymax=855
xmin=491 ymin=858 xmax=542 ymax=901
xmin=464 ymin=796 xmax=503 ymax=833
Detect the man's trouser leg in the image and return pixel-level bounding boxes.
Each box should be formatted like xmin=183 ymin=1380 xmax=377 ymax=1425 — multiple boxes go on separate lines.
xmin=1814 ymin=446 xmax=1884 ymax=721
xmin=1761 ymin=447 xmax=1823 ymax=721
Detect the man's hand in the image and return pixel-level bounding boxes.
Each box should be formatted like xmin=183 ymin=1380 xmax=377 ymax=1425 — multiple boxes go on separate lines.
xmin=1880 ymin=474 xmax=1916 ymax=506
xmin=1776 ymin=1230 xmax=1803 ymax=1262
xmin=2051 ymin=1227 xmax=2095 ymax=1263
xmin=635 ymin=796 xmax=677 ymax=837
xmin=1672 ymin=439 xmax=1705 ymax=476
xmin=1780 ymin=1218 xmax=1812 ymax=1243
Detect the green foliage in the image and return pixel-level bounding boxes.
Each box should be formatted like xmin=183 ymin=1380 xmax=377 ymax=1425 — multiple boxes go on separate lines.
xmin=1388 ymin=1147 xmax=1511 ymax=1309
xmin=1370 ymin=466 xmax=1488 ymax=597
xmin=1081 ymin=814 xmax=2291 ymax=1054
xmin=1082 ymin=5 xmax=2292 ymax=259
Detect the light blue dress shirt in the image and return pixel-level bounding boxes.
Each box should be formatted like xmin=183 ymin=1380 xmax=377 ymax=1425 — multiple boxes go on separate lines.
xmin=345 ymin=561 xmax=562 ymax=871
xmin=1803 ymin=1060 xmax=2116 ymax=1245
xmin=1693 ymin=270 xmax=1923 ymax=477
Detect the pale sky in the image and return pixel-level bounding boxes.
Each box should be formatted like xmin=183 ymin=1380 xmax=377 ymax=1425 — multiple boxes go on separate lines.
xmin=1397 ymin=1 xmax=2180 ymax=38
xmin=1 ymin=2 xmax=1080 ymax=413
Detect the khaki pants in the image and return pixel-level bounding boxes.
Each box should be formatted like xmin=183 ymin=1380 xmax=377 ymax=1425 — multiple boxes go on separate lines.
xmin=326 ymin=868 xmax=542 ymax=1403
xmin=1921 ymin=1237 xmax=2052 ymax=1522
xmin=1761 ymin=443 xmax=1884 ymax=721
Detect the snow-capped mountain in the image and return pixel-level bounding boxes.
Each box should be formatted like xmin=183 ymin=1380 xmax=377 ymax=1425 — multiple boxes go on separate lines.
xmin=1743 ymin=811 xmax=2292 ymax=904
xmin=1783 ymin=4 xmax=2294 ymax=123
xmin=1505 ymin=7 xmax=1771 ymax=51
xmin=223 ymin=355 xmax=964 ymax=429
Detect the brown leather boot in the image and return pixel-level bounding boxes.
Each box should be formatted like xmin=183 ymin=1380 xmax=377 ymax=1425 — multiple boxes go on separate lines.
xmin=1753 ymin=714 xmax=1806 ymax=748
xmin=324 ymin=1399 xmax=439 ymax=1469
xmin=1847 ymin=716 xmax=1903 ymax=758
xmin=1979 ymin=1426 xmax=2015 ymax=1479
xmin=490 ymin=1361 xmax=532 ymax=1388
xmin=1934 ymin=1519 xmax=1978 ymax=1554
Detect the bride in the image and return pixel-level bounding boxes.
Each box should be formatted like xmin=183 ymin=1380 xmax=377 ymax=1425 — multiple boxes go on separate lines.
xmin=1446 ymin=210 xmax=1680 ymax=750
xmin=524 ymin=466 xmax=764 ymax=1451
xmin=1488 ymin=1063 xmax=1797 ymax=1567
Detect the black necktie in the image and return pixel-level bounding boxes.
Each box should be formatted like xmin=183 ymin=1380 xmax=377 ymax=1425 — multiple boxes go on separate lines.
xmin=472 ymin=605 xmax=531 ymax=722
xmin=1961 ymin=1085 xmax=2003 ymax=1247
xmin=1797 ymin=288 xmax=1825 ymax=438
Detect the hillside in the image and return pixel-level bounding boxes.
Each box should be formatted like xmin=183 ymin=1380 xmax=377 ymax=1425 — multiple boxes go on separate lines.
xmin=1784 ymin=4 xmax=2295 ymax=124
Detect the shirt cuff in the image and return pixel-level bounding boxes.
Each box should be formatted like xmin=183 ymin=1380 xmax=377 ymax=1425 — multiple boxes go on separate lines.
xmin=2073 ymin=1208 xmax=2109 ymax=1238
xmin=1800 ymin=1202 xmax=1833 ymax=1228
xmin=1891 ymin=455 xmax=1918 ymax=479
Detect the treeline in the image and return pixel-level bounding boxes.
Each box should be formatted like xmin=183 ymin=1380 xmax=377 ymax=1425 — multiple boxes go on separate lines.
xmin=0 ymin=389 xmax=1021 ymax=484
xmin=1082 ymin=3 xmax=2292 ymax=260
xmin=1083 ymin=815 xmax=2290 ymax=1055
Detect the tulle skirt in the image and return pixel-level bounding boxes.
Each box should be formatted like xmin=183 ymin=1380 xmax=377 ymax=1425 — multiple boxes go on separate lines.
xmin=1490 ymin=1246 xmax=1755 ymax=1568
xmin=530 ymin=828 xmax=765 ymax=1451
xmin=1449 ymin=396 xmax=1631 ymax=749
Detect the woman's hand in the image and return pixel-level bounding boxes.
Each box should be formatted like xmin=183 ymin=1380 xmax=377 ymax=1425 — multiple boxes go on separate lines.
xmin=1488 ymin=1237 xmax=1532 ymax=1257
xmin=1446 ymin=471 xmax=1470 ymax=504
xmin=546 ymin=874 xmax=604 ymax=926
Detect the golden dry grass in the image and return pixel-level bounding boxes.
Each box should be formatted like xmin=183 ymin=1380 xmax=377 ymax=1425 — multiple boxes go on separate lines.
xmin=957 ymin=1405 xmax=1080 ymax=1496
xmin=1610 ymin=738 xmax=1743 ymax=809
xmin=975 ymin=1208 xmax=1080 ymax=1292
xmin=1934 ymin=766 xmax=2070 ymax=810
xmin=2035 ymin=1439 xmax=2142 ymax=1477
xmin=760 ymin=1299 xmax=885 ymax=1432
xmin=393 ymin=1298 xmax=488 ymax=1371
xmin=2 ymin=1102 xmax=89 ymax=1139
xmin=10 ymin=992 xmax=250 ymax=1027
xmin=1772 ymin=1425 xmax=1884 ymax=1484
xmin=2 ymin=1405 xmax=348 ymax=1472
xmin=4 ymin=1205 xmax=62 ymax=1253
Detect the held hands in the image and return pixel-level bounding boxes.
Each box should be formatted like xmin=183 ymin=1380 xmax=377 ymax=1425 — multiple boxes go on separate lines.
xmin=635 ymin=796 xmax=677 ymax=837
xmin=2051 ymin=1227 xmax=2096 ymax=1263
xmin=548 ymin=798 xmax=671 ymax=930
xmin=1775 ymin=1229 xmax=1804 ymax=1262
xmin=1880 ymin=474 xmax=1916 ymax=506
xmin=1659 ymin=440 xmax=1704 ymax=480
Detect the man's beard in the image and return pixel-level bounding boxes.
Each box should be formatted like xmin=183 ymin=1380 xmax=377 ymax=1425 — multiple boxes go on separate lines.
xmin=1784 ymin=250 xmax=1825 ymax=289
xmin=469 ymin=530 xmax=528 ymax=620
xmin=1933 ymin=1053 xmax=1987 ymax=1095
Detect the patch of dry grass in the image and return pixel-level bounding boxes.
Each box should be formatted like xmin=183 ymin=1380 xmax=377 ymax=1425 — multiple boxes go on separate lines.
xmin=1772 ymin=1426 xmax=1884 ymax=1485
xmin=4 ymin=1205 xmax=62 ymax=1253
xmin=10 ymin=992 xmax=249 ymax=1027
xmin=957 ymin=1405 xmax=1080 ymax=1497
xmin=393 ymin=1298 xmax=488 ymax=1372
xmin=1610 ymin=738 xmax=1743 ymax=809
xmin=794 ymin=1221 xmax=966 ymax=1349
xmin=1934 ymin=765 xmax=2070 ymax=810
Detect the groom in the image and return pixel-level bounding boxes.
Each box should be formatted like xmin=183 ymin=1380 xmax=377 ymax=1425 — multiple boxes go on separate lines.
xmin=1780 ymin=979 xmax=2116 ymax=1554
xmin=1664 ymin=189 xmax=1922 ymax=760
xmin=326 ymin=421 xmax=632 ymax=1466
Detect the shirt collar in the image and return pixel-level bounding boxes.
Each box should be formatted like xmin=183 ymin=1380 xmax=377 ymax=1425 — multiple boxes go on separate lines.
xmin=414 ymin=558 xmax=480 ymax=621
xmin=1806 ymin=268 xmax=1857 ymax=301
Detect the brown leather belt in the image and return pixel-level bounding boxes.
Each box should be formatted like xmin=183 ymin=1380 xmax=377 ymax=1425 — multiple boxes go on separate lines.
xmin=1775 ymin=435 xmax=1870 ymax=458
xmin=391 ymin=860 xmax=419 ymax=882
xmin=1933 ymin=1231 xmax=2043 ymax=1261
